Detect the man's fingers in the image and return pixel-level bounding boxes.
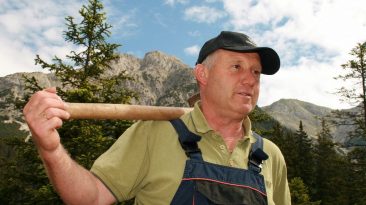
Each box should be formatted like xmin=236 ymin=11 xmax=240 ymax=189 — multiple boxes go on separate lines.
xmin=44 ymin=117 xmax=64 ymax=131
xmin=44 ymin=87 xmax=57 ymax=93
xmin=24 ymin=88 xmax=63 ymax=114
xmin=37 ymin=97 xmax=68 ymax=115
xmin=41 ymin=107 xmax=70 ymax=121
xmin=25 ymin=98 xmax=67 ymax=124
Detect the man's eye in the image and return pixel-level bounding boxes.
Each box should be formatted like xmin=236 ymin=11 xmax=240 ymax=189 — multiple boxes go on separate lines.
xmin=233 ymin=65 xmax=240 ymax=70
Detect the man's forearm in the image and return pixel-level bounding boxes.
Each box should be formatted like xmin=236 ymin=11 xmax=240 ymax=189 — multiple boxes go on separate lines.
xmin=23 ymin=88 xmax=116 ymax=205
xmin=39 ymin=145 xmax=102 ymax=205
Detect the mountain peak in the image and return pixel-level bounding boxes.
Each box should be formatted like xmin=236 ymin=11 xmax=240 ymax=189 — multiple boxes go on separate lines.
xmin=262 ymin=98 xmax=333 ymax=139
xmin=141 ymin=51 xmax=189 ymax=70
xmin=264 ymin=99 xmax=332 ymax=114
xmin=262 ymin=98 xmax=356 ymax=143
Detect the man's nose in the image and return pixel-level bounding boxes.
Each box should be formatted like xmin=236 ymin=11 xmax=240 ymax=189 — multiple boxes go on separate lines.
xmin=240 ymin=69 xmax=258 ymax=86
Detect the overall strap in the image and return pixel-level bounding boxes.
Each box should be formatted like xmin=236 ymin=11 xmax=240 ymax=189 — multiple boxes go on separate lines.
xmin=170 ymin=119 xmax=203 ymax=160
xmin=249 ymin=132 xmax=269 ymax=173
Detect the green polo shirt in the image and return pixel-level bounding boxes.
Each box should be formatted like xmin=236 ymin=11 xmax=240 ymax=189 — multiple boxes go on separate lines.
xmin=91 ymin=102 xmax=291 ymax=205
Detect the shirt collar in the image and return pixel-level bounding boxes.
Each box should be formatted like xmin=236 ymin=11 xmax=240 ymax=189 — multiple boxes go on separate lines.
xmin=190 ymin=101 xmax=256 ymax=143
xmin=190 ymin=101 xmax=212 ymax=134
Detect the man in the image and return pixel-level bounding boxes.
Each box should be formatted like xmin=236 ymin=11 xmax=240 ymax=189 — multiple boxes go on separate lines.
xmin=24 ymin=31 xmax=291 ymax=204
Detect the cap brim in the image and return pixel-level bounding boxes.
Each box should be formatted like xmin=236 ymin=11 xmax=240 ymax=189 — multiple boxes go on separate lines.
xmin=223 ymin=47 xmax=280 ymax=75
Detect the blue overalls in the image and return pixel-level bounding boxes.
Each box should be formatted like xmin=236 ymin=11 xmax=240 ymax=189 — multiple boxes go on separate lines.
xmin=169 ymin=119 xmax=269 ymax=205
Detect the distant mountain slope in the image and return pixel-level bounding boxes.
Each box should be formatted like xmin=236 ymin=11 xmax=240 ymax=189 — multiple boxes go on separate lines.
xmin=262 ymin=99 xmax=356 ymax=144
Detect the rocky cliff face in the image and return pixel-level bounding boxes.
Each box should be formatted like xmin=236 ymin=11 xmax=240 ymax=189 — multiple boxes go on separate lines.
xmin=0 ymin=72 xmax=62 ymax=137
xmin=0 ymin=72 xmax=61 ymax=122
xmin=106 ymin=51 xmax=198 ymax=106
xmin=0 ymin=72 xmax=60 ymax=101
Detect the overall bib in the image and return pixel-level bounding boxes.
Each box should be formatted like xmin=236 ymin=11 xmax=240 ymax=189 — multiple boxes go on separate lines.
xmin=169 ymin=119 xmax=268 ymax=205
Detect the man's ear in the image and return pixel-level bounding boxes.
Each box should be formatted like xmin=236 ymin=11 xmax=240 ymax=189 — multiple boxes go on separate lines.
xmin=194 ymin=64 xmax=208 ymax=85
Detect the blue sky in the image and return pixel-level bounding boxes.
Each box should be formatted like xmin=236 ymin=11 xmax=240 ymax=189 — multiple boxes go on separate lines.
xmin=105 ymin=0 xmax=230 ymax=65
xmin=1 ymin=0 xmax=366 ymax=109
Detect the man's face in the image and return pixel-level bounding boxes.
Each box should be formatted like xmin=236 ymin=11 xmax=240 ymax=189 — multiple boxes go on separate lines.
xmin=199 ymin=49 xmax=262 ymax=118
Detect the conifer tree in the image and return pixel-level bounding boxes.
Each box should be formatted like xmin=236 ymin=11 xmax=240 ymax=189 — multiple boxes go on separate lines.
xmin=347 ymin=147 xmax=366 ymax=204
xmin=289 ymin=177 xmax=321 ymax=205
xmin=331 ymin=41 xmax=366 ymax=205
xmin=270 ymin=121 xmax=286 ymax=146
xmin=293 ymin=121 xmax=315 ymax=191
xmin=249 ymin=106 xmax=274 ymax=136
xmin=313 ymin=119 xmax=349 ymax=205
xmin=0 ymin=0 xmax=136 ymax=204
xmin=269 ymin=122 xmax=298 ymax=179
xmin=333 ymin=42 xmax=366 ymax=139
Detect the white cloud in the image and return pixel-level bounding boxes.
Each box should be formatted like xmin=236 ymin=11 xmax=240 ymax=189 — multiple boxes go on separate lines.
xmin=205 ymin=0 xmax=219 ymax=3
xmin=188 ymin=30 xmax=201 ymax=37
xmin=184 ymin=6 xmax=226 ymax=24
xmin=184 ymin=45 xmax=200 ymax=56
xmin=43 ymin=27 xmax=65 ymax=42
xmin=164 ymin=0 xmax=189 ymax=6
xmin=258 ymin=57 xmax=352 ymax=109
xmin=222 ymin=0 xmax=366 ymax=58
xmin=153 ymin=13 xmax=169 ymax=28
xmin=104 ymin=3 xmax=139 ymax=37
xmin=0 ymin=36 xmax=42 ymax=76
xmin=0 ymin=0 xmax=82 ymax=77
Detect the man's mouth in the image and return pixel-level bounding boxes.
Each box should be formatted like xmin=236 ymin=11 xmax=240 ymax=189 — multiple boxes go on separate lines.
xmin=237 ymin=91 xmax=252 ymax=97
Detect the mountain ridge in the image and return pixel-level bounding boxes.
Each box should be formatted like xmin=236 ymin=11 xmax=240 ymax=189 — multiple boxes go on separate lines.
xmin=262 ymin=98 xmax=357 ymax=143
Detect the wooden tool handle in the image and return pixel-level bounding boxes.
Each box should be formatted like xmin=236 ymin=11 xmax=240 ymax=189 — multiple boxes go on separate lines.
xmin=65 ymin=103 xmax=193 ymax=120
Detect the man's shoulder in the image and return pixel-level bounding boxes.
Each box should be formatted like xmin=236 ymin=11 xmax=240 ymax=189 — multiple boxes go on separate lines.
xmin=125 ymin=120 xmax=180 ymax=141
xmin=129 ymin=120 xmax=174 ymax=131
xmin=261 ymin=137 xmax=286 ymax=165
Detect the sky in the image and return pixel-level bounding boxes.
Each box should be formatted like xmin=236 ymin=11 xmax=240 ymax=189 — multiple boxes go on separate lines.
xmin=1 ymin=0 xmax=366 ymax=109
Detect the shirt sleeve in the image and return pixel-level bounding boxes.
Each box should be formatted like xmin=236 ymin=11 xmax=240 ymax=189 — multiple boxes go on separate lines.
xmin=268 ymin=140 xmax=292 ymax=205
xmin=90 ymin=121 xmax=151 ymax=202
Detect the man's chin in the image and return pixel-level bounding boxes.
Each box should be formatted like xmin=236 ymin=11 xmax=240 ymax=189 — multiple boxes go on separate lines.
xmin=235 ymin=105 xmax=254 ymax=117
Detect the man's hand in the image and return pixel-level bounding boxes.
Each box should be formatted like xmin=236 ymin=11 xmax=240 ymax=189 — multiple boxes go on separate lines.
xmin=23 ymin=87 xmax=70 ymax=153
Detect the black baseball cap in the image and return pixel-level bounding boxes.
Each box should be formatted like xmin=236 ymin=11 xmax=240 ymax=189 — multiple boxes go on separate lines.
xmin=196 ymin=31 xmax=280 ymax=75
